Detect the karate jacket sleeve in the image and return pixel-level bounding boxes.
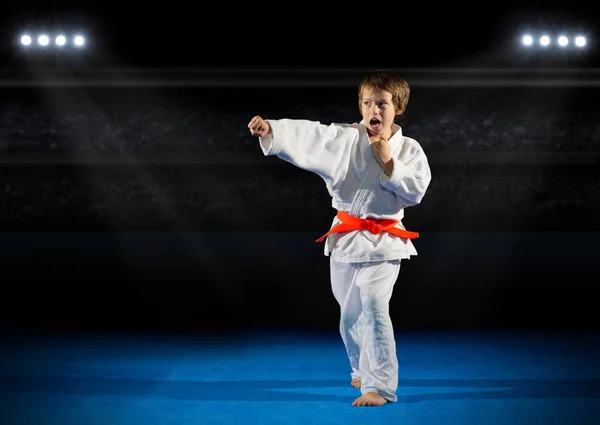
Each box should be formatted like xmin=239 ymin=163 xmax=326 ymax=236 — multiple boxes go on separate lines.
xmin=258 ymin=119 xmax=353 ymax=185
xmin=379 ymin=140 xmax=432 ymax=207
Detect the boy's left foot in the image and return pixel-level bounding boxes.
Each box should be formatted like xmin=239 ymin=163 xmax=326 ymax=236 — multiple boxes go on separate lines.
xmin=352 ymin=392 xmax=388 ymax=407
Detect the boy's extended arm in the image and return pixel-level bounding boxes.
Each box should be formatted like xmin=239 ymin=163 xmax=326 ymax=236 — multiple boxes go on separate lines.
xmin=259 ymin=118 xmax=353 ymax=183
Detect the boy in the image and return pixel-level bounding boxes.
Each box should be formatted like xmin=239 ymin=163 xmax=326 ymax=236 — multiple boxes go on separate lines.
xmin=248 ymin=70 xmax=432 ymax=407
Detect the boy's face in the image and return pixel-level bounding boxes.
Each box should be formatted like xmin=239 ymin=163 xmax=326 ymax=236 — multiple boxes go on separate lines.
xmin=360 ymin=87 xmax=398 ymax=137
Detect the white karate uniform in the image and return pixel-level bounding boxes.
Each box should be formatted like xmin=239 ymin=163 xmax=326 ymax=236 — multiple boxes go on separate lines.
xmin=259 ymin=118 xmax=431 ymax=402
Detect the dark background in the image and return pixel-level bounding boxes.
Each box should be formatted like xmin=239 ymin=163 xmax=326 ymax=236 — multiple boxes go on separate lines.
xmin=0 ymin=0 xmax=599 ymax=69
xmin=0 ymin=1 xmax=599 ymax=334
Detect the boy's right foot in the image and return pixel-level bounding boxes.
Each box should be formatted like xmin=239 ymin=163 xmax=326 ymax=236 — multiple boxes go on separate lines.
xmin=351 ymin=378 xmax=361 ymax=388
xmin=352 ymin=392 xmax=388 ymax=407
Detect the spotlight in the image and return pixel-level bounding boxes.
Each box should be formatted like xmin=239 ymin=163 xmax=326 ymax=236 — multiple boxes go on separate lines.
xmin=73 ymin=35 xmax=85 ymax=47
xmin=38 ymin=34 xmax=50 ymax=46
xmin=20 ymin=34 xmax=32 ymax=46
xmin=575 ymin=36 xmax=586 ymax=47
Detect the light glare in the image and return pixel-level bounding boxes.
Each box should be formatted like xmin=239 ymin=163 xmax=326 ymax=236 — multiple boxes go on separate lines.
xmin=38 ymin=34 xmax=50 ymax=46
xmin=558 ymin=36 xmax=568 ymax=46
xmin=575 ymin=36 xmax=586 ymax=47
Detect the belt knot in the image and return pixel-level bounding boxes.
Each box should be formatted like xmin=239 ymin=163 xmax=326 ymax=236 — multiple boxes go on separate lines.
xmin=365 ymin=219 xmax=384 ymax=235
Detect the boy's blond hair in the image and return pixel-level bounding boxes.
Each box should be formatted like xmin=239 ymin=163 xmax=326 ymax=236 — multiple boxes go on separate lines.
xmin=358 ymin=70 xmax=410 ymax=120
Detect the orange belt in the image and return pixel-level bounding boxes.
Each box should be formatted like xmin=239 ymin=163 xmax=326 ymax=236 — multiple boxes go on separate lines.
xmin=316 ymin=211 xmax=419 ymax=243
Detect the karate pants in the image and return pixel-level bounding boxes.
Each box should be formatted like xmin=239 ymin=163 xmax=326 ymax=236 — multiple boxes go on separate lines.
xmin=330 ymin=258 xmax=401 ymax=402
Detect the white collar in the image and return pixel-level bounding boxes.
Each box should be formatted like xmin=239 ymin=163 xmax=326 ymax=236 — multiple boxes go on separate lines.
xmin=357 ymin=120 xmax=403 ymax=149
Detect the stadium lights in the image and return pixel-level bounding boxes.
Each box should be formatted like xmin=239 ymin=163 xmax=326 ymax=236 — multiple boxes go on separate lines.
xmin=19 ymin=32 xmax=87 ymax=49
xmin=557 ymin=35 xmax=568 ymax=46
xmin=520 ymin=33 xmax=587 ymax=49
xmin=38 ymin=34 xmax=50 ymax=46
xmin=20 ymin=34 xmax=32 ymax=46
xmin=73 ymin=35 xmax=85 ymax=47
xmin=574 ymin=36 xmax=586 ymax=47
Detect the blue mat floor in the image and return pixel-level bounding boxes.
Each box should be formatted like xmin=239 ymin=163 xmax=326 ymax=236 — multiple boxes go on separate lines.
xmin=1 ymin=329 xmax=599 ymax=425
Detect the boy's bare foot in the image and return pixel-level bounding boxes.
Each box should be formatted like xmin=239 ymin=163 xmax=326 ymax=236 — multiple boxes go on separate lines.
xmin=351 ymin=378 xmax=361 ymax=388
xmin=352 ymin=392 xmax=388 ymax=407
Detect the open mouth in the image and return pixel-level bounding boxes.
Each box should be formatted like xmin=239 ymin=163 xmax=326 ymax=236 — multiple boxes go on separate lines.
xmin=369 ymin=118 xmax=381 ymax=129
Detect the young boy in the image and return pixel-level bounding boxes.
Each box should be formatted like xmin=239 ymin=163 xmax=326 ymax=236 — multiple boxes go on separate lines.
xmin=248 ymin=70 xmax=432 ymax=407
